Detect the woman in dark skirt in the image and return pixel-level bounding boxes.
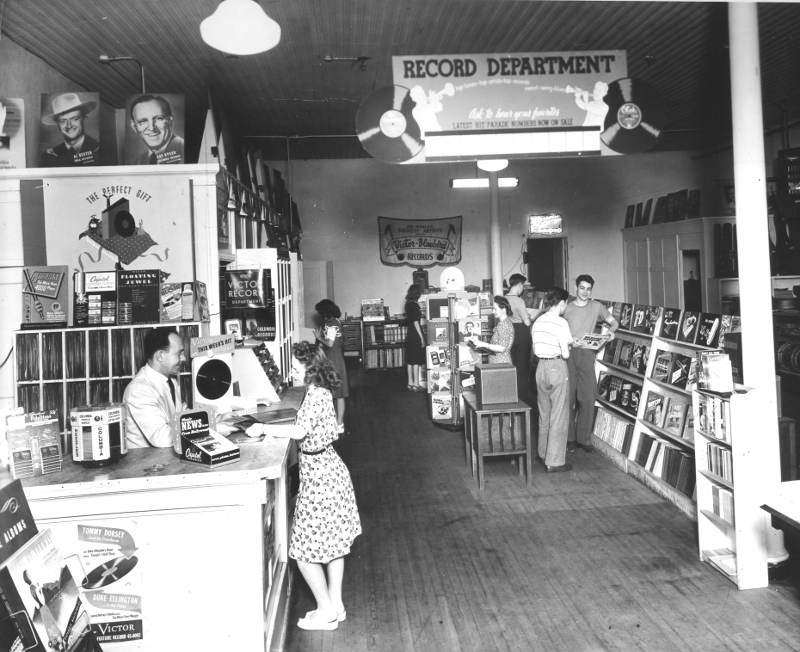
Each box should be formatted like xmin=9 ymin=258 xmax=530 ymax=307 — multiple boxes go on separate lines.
xmin=314 ymin=298 xmax=349 ymax=433
xmin=404 ymin=284 xmax=426 ymax=391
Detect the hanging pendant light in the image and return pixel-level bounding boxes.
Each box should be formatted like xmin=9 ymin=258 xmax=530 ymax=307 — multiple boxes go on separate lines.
xmin=200 ymin=0 xmax=281 ymax=56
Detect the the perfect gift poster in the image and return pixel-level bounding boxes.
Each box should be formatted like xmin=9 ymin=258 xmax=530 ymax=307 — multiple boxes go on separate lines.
xmin=41 ymin=175 xmax=194 ymax=324
xmin=39 ymin=92 xmax=101 ymax=167
xmin=123 ymin=94 xmax=185 ymax=165
xmin=0 ymin=97 xmax=26 ymax=168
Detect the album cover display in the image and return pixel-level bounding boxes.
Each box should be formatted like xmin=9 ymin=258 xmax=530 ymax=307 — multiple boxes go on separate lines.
xmin=677 ymin=310 xmax=700 ymax=343
xmin=659 ymin=308 xmax=681 ymax=339
xmin=617 ymin=340 xmax=634 ymax=369
xmin=619 ymin=303 xmax=633 ymax=330
xmin=629 ymin=342 xmax=650 ymax=375
xmin=668 ymin=353 xmax=693 ymax=389
xmin=663 ymin=398 xmax=690 ymax=438
xmin=602 ymin=338 xmax=621 ymax=365
xmin=643 ymin=390 xmax=669 ymax=428
xmin=651 ymin=349 xmax=674 ymax=383
xmin=696 ymin=313 xmax=722 ymax=348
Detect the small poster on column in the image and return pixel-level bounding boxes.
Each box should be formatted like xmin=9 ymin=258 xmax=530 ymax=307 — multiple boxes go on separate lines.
xmin=0 ymin=97 xmax=25 ymax=168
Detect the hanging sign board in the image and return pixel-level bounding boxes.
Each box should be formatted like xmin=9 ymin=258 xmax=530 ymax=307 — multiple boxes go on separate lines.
xmin=378 ymin=216 xmax=462 ymax=267
xmin=392 ymin=50 xmax=627 ymax=161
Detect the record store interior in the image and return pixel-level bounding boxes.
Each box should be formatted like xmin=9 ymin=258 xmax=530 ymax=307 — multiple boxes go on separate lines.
xmin=3 ymin=2 xmax=800 ymax=651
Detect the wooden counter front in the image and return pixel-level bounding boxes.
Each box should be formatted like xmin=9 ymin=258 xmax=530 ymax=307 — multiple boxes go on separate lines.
xmin=4 ymin=388 xmax=304 ymax=652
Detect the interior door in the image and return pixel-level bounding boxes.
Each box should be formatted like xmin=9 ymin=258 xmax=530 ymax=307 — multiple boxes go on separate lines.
xmin=526 ymin=238 xmax=567 ymax=289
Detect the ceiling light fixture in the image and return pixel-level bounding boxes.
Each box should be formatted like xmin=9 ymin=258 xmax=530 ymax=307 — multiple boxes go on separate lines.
xmin=200 ymin=0 xmax=281 ymax=56
xmin=98 ymin=54 xmax=146 ymax=94
xmin=320 ymin=55 xmax=370 ymax=71
xmin=450 ymin=177 xmax=519 ymax=189
xmin=476 ymin=159 xmax=509 ymax=172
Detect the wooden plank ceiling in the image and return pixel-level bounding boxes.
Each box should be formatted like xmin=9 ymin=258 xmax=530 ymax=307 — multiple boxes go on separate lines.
xmin=3 ymin=1 xmax=800 ymax=160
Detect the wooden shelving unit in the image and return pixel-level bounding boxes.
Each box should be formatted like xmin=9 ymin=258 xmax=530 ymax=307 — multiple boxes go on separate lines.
xmin=592 ymin=302 xmax=731 ymax=518
xmin=361 ymin=318 xmax=406 ymax=369
xmin=14 ymin=322 xmax=205 ymax=431
xmin=693 ymin=386 xmax=772 ymax=589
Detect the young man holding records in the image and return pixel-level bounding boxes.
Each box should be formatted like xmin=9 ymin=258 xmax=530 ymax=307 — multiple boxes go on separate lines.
xmin=563 ymin=274 xmax=619 ymax=453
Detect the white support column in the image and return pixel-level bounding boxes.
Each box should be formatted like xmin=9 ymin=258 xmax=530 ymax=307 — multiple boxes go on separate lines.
xmin=489 ymin=171 xmax=503 ymax=296
xmin=728 ymin=2 xmax=787 ymax=565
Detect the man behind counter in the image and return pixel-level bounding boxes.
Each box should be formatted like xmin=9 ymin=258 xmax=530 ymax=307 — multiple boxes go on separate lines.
xmin=123 ymin=327 xmax=186 ymax=448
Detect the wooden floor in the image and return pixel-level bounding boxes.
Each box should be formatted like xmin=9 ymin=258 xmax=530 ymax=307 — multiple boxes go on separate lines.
xmin=284 ymin=366 xmax=800 ymax=651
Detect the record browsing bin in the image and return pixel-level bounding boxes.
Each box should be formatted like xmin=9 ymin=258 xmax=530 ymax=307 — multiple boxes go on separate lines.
xmin=13 ymin=322 xmax=206 ymax=433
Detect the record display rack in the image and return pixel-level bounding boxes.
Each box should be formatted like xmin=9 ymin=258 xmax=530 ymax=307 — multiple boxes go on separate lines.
xmin=341 ymin=318 xmax=363 ymax=359
xmin=592 ymin=301 xmax=733 ymax=518
xmin=361 ymin=318 xmax=407 ymax=369
xmin=14 ymin=323 xmax=205 ymax=431
xmin=693 ymin=386 xmax=772 ymax=589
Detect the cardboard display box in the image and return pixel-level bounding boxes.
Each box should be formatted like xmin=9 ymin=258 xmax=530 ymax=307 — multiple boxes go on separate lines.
xmin=21 ymin=265 xmax=68 ymax=329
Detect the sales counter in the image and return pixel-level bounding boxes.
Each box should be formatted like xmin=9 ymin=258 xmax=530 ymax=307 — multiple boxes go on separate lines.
xmin=3 ymin=388 xmax=304 ymax=652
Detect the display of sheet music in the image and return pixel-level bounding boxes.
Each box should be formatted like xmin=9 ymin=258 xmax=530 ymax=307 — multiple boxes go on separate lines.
xmin=123 ymin=93 xmax=185 ymax=165
xmin=5 ymin=410 xmax=63 ymax=478
xmin=0 ymin=97 xmax=25 ymax=168
xmin=663 ymin=398 xmax=690 ymax=437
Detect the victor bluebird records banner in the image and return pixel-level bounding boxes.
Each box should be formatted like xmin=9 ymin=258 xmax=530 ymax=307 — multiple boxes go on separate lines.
xmin=378 ymin=216 xmax=462 ymax=267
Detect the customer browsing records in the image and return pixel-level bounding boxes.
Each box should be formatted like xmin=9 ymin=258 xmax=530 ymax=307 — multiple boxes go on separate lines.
xmin=531 ymin=288 xmax=573 ymax=472
xmin=563 ymin=274 xmax=618 ymax=453
xmin=404 ymin=284 xmax=426 ymax=391
xmin=465 ymin=295 xmax=514 ymax=363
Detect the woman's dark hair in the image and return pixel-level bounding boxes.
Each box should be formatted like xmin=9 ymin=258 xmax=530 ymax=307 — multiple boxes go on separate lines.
xmin=292 ymin=341 xmax=341 ymax=391
xmin=493 ymin=295 xmax=512 ymax=317
xmin=542 ymin=287 xmax=569 ymax=310
xmin=508 ymin=273 xmax=527 ymax=288
xmin=405 ymin=284 xmax=421 ymax=302
xmin=315 ymin=298 xmax=341 ymax=320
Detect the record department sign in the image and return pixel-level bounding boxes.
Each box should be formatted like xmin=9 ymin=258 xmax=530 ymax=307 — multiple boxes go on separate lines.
xmin=378 ymin=216 xmax=461 ymax=267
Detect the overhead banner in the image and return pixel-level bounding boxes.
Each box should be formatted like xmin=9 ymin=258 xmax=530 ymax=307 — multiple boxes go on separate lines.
xmin=378 ymin=216 xmax=461 ymax=267
xmin=391 ymin=50 xmax=627 ymax=161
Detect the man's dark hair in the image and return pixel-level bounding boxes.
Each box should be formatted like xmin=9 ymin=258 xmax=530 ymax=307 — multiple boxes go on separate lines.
xmin=543 ymin=287 xmax=569 ymax=310
xmin=575 ymin=274 xmax=595 ymax=288
xmin=508 ymin=273 xmax=527 ymax=287
xmin=130 ymin=94 xmax=173 ymax=120
xmin=143 ymin=327 xmax=179 ymax=362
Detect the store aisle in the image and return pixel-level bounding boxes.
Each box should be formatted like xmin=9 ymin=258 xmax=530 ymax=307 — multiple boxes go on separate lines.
xmin=284 ymin=367 xmax=800 ymax=651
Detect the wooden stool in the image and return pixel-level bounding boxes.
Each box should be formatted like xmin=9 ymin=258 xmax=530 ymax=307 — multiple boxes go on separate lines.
xmin=462 ymin=391 xmax=532 ymax=493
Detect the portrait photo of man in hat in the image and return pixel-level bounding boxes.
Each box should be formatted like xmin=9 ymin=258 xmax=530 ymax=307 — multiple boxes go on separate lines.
xmin=40 ymin=92 xmax=101 ymax=167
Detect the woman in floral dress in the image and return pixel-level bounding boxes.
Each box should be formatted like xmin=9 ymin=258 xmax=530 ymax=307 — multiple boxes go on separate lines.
xmin=275 ymin=341 xmax=361 ymax=631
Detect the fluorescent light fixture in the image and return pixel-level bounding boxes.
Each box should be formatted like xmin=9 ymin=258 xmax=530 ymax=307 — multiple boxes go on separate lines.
xmin=476 ymin=158 xmax=509 ymax=172
xmin=200 ymin=0 xmax=281 ymax=55
xmin=450 ymin=177 xmax=519 ymax=189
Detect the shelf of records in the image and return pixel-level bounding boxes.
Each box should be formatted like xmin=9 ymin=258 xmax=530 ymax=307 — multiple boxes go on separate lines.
xmin=14 ymin=323 xmax=205 ymax=432
xmin=774 ymin=312 xmax=800 ymax=378
xmin=693 ymin=386 xmax=772 ymax=589
xmin=361 ymin=318 xmax=408 ymax=369
xmin=592 ymin=302 xmax=739 ymax=508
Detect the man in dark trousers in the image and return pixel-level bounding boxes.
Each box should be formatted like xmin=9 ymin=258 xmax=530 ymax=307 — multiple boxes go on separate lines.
xmin=563 ymin=274 xmax=618 ymax=452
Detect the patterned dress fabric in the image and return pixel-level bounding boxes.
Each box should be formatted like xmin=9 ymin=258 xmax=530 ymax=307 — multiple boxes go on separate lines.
xmin=288 ymin=384 xmax=362 ymax=564
xmin=489 ymin=317 xmax=515 ymax=364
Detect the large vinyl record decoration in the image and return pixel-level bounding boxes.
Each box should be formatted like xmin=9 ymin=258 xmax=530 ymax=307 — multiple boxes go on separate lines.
xmin=601 ymin=78 xmax=666 ymax=154
xmin=356 ymin=85 xmax=423 ymax=163
xmin=192 ymin=353 xmax=234 ymax=409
